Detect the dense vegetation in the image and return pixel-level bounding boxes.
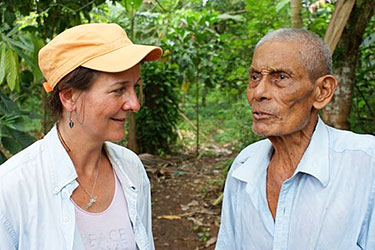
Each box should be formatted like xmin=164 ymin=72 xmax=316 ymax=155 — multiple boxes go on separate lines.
xmin=0 ymin=0 xmax=374 ymax=163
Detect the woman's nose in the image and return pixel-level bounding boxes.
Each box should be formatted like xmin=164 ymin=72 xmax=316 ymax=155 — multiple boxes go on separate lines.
xmin=122 ymin=90 xmax=141 ymax=112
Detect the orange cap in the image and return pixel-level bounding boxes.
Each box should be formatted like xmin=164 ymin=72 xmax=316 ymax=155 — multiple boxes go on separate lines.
xmin=38 ymin=23 xmax=162 ymax=92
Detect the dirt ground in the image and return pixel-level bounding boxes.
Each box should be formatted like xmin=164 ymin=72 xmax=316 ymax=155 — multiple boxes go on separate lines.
xmin=140 ymin=150 xmax=235 ymax=250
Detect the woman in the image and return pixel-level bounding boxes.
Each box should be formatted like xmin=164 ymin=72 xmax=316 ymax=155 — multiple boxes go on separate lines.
xmin=0 ymin=23 xmax=162 ymax=250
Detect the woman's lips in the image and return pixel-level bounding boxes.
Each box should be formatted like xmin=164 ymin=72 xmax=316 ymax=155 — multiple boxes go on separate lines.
xmin=111 ymin=117 xmax=126 ymax=123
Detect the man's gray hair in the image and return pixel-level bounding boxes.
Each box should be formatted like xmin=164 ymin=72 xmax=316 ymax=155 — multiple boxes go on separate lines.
xmin=255 ymin=28 xmax=332 ymax=82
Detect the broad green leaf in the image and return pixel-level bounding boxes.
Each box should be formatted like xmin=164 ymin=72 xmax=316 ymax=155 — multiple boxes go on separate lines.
xmin=0 ymin=43 xmax=5 ymax=85
xmin=1 ymin=136 xmax=21 ymax=155
xmin=8 ymin=38 xmax=33 ymax=52
xmin=122 ymin=0 xmax=143 ymax=12
xmin=276 ymin=0 xmax=290 ymax=12
xmin=7 ymin=127 xmax=35 ymax=148
xmin=4 ymin=49 xmax=19 ymax=91
xmin=0 ymin=150 xmax=7 ymax=164
xmin=6 ymin=117 xmax=29 ymax=132
xmin=217 ymin=13 xmax=245 ymax=22
xmin=5 ymin=24 xmax=20 ymax=38
xmin=0 ymin=92 xmax=20 ymax=115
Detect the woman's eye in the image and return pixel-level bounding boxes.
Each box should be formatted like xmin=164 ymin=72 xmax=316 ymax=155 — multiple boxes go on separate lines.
xmin=114 ymin=88 xmax=124 ymax=94
xmin=280 ymin=74 xmax=287 ymax=80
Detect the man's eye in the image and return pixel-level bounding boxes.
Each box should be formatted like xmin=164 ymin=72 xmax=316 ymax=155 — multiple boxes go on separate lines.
xmin=280 ymin=74 xmax=287 ymax=80
xmin=251 ymin=74 xmax=260 ymax=81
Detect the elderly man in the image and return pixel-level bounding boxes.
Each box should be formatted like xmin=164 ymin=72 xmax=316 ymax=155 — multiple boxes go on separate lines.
xmin=215 ymin=28 xmax=375 ymax=250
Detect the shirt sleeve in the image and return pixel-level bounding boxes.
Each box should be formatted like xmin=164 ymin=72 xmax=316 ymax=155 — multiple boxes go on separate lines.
xmin=0 ymin=212 xmax=16 ymax=250
xmin=357 ymin=174 xmax=375 ymax=249
xmin=137 ymin=157 xmax=155 ymax=250
xmin=215 ymin=168 xmax=238 ymax=250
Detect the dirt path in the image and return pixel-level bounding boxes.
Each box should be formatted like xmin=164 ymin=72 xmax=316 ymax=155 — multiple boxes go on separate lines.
xmin=140 ymin=152 xmax=235 ymax=250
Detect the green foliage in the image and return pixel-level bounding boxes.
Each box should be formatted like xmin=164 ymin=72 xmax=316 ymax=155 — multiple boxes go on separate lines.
xmin=305 ymin=3 xmax=334 ymax=37
xmin=0 ymin=92 xmax=39 ymax=163
xmin=0 ymin=0 xmax=373 ymax=161
xmin=122 ymin=0 xmax=143 ymax=11
xmin=179 ymin=88 xmax=260 ymax=151
xmin=136 ymin=61 xmax=180 ymax=154
xmin=350 ymin=17 xmax=375 ymax=134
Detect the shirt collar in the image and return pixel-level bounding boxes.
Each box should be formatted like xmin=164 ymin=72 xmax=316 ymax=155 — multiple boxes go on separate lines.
xmin=44 ymin=125 xmax=78 ymax=195
xmin=232 ymin=139 xmax=273 ymax=188
xmin=231 ymin=117 xmax=330 ymax=188
xmin=293 ymin=117 xmax=330 ymax=187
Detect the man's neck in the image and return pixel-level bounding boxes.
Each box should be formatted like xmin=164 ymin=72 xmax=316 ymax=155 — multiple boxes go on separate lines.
xmin=268 ymin=114 xmax=318 ymax=176
xmin=266 ymin=114 xmax=318 ymax=219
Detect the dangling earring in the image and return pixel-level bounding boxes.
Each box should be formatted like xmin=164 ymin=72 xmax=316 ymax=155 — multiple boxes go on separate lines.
xmin=69 ymin=111 xmax=74 ymax=128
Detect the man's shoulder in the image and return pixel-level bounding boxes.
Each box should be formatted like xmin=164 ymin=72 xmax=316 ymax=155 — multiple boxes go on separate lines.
xmin=327 ymin=126 xmax=375 ymax=157
xmin=236 ymin=139 xmax=270 ymax=159
xmin=230 ymin=139 xmax=270 ymax=171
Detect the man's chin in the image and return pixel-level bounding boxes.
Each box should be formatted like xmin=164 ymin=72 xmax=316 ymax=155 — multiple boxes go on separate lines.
xmin=252 ymin=126 xmax=270 ymax=137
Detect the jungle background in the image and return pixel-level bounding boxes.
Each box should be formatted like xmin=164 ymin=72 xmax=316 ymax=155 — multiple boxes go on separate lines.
xmin=0 ymin=0 xmax=374 ymax=249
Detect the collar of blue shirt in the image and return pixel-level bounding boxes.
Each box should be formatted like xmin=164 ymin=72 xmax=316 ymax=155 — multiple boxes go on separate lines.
xmin=232 ymin=117 xmax=330 ymax=189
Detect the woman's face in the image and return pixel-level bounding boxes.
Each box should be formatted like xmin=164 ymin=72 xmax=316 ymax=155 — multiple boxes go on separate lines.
xmin=73 ymin=64 xmax=141 ymax=143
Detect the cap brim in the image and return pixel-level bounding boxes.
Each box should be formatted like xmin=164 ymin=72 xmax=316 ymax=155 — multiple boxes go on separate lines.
xmin=81 ymin=44 xmax=162 ymax=72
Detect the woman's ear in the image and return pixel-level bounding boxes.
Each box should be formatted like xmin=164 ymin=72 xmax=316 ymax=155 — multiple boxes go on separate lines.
xmin=312 ymin=75 xmax=338 ymax=110
xmin=59 ymin=88 xmax=76 ymax=111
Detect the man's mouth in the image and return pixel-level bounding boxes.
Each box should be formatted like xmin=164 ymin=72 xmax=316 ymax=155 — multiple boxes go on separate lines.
xmin=252 ymin=110 xmax=275 ymax=120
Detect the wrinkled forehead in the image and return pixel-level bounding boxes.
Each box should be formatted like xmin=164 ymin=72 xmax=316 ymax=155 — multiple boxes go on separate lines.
xmin=251 ymin=40 xmax=307 ymax=75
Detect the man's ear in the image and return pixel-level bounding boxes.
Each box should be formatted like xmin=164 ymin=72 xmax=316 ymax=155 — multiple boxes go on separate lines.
xmin=59 ymin=88 xmax=76 ymax=111
xmin=312 ymin=75 xmax=338 ymax=110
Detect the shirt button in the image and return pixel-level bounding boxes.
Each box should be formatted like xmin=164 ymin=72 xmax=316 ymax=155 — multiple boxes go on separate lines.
xmin=131 ymin=186 xmax=136 ymax=191
xmin=63 ymin=216 xmax=70 ymax=223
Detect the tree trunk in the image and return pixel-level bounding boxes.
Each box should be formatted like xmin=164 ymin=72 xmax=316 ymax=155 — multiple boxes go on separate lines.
xmin=196 ymin=78 xmax=200 ymax=155
xmin=291 ymin=0 xmax=302 ymax=28
xmin=127 ymin=14 xmax=139 ymax=153
xmin=324 ymin=0 xmax=355 ymax=55
xmin=202 ymin=83 xmax=207 ymax=107
xmin=127 ymin=113 xmax=139 ymax=153
xmin=322 ymin=0 xmax=375 ymax=129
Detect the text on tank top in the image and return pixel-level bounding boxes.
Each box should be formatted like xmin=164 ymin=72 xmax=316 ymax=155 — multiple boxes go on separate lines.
xmin=72 ymin=170 xmax=136 ymax=250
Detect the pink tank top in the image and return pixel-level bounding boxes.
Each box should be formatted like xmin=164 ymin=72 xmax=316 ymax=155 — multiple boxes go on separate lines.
xmin=73 ymin=172 xmax=136 ymax=250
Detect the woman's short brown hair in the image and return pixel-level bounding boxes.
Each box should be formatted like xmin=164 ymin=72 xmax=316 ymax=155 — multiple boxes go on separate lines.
xmin=47 ymin=66 xmax=98 ymax=118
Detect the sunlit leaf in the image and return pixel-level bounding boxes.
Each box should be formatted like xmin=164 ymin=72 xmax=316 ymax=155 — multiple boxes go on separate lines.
xmin=217 ymin=13 xmax=245 ymax=22
xmin=276 ymin=0 xmax=290 ymax=12
xmin=0 ymin=42 xmax=5 ymax=85
xmin=4 ymin=49 xmax=19 ymax=91
xmin=122 ymin=0 xmax=143 ymax=12
xmin=7 ymin=127 xmax=35 ymax=148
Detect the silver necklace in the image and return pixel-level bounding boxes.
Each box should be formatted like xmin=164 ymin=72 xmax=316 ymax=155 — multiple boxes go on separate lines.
xmin=77 ymin=163 xmax=100 ymax=209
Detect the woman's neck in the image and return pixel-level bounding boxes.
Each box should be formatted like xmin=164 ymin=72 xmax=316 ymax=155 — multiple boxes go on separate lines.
xmin=57 ymin=121 xmax=105 ymax=175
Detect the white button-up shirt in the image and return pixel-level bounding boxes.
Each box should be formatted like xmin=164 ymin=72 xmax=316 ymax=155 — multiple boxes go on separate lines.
xmin=0 ymin=125 xmax=154 ymax=250
xmin=216 ymin=118 xmax=375 ymax=250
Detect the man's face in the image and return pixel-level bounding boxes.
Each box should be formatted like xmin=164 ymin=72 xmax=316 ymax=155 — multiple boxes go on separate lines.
xmin=247 ymin=40 xmax=316 ymax=137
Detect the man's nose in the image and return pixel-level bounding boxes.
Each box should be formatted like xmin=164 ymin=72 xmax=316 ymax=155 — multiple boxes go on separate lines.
xmin=122 ymin=90 xmax=141 ymax=112
xmin=253 ymin=76 xmax=271 ymax=101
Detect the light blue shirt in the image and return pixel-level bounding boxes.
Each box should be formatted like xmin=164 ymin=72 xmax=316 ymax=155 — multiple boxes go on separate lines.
xmin=0 ymin=125 xmax=154 ymax=250
xmin=216 ymin=118 xmax=375 ymax=250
